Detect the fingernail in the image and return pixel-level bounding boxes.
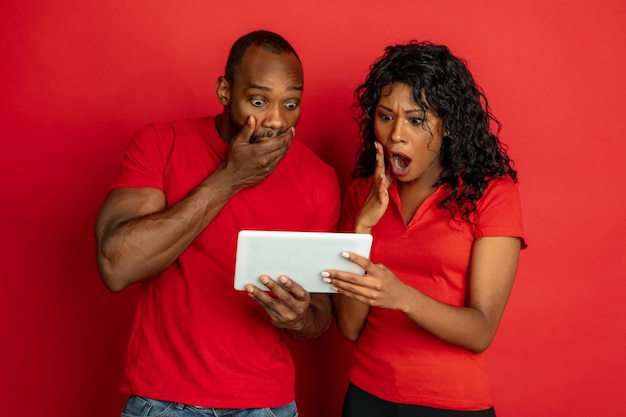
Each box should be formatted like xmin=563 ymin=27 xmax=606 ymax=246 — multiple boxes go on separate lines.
xmin=322 ymin=277 xmax=331 ymax=283
xmin=280 ymin=275 xmax=289 ymax=284
xmin=341 ymin=251 xmax=350 ymax=258
xmin=321 ymin=271 xmax=330 ymax=277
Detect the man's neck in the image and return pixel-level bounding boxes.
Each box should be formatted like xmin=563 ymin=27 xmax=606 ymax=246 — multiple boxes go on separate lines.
xmin=214 ymin=112 xmax=231 ymax=143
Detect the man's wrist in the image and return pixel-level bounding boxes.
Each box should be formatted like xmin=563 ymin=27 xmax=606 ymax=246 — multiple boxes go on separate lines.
xmin=287 ymin=296 xmax=332 ymax=340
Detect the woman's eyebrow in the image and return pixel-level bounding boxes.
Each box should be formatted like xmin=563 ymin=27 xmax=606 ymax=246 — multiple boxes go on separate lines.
xmin=377 ymin=104 xmax=425 ymax=115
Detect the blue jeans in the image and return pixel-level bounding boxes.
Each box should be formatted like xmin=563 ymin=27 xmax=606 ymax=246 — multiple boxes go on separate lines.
xmin=121 ymin=395 xmax=298 ymax=417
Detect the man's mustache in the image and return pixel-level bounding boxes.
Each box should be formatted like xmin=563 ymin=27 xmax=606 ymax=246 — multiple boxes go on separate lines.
xmin=250 ymin=128 xmax=287 ymax=143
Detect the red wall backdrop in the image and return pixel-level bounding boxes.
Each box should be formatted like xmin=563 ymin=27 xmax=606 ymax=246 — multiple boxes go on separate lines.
xmin=2 ymin=1 xmax=625 ymax=416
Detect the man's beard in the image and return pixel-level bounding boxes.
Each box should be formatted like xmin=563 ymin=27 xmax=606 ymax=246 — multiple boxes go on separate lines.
xmin=249 ymin=128 xmax=287 ymax=143
xmin=227 ymin=109 xmax=288 ymax=143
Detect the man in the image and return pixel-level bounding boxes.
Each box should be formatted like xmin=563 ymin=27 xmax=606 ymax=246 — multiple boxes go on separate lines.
xmin=95 ymin=30 xmax=340 ymax=416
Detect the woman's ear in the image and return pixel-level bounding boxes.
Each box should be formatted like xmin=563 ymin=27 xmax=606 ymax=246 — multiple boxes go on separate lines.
xmin=216 ymin=76 xmax=231 ymax=105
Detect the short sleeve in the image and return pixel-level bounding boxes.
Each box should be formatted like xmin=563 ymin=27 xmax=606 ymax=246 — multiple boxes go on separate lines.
xmin=307 ymin=163 xmax=342 ymax=233
xmin=338 ymin=178 xmax=370 ymax=233
xmin=111 ymin=123 xmax=174 ymax=191
xmin=474 ymin=176 xmax=527 ymax=248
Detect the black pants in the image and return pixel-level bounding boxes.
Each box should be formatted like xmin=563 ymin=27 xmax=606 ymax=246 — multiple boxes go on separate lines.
xmin=342 ymin=383 xmax=496 ymax=417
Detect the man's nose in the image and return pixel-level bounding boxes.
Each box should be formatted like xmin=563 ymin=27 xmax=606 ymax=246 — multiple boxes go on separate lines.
xmin=260 ymin=104 xmax=287 ymax=130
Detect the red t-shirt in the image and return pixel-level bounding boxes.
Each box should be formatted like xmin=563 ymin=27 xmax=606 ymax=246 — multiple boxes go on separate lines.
xmin=340 ymin=176 xmax=525 ymax=410
xmin=112 ymin=116 xmax=341 ymax=407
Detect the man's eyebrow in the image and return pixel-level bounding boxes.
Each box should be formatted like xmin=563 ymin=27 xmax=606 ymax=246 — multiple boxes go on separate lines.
xmin=248 ymin=83 xmax=303 ymax=92
xmin=249 ymin=83 xmax=271 ymax=91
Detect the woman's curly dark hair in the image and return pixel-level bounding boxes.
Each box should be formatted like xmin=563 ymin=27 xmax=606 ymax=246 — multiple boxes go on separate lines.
xmin=353 ymin=41 xmax=517 ymax=224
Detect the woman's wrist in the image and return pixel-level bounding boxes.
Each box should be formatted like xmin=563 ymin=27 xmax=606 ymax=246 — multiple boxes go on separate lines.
xmin=354 ymin=222 xmax=373 ymax=234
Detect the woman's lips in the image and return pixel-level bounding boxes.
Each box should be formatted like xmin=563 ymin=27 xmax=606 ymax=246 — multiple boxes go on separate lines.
xmin=389 ymin=152 xmax=411 ymax=176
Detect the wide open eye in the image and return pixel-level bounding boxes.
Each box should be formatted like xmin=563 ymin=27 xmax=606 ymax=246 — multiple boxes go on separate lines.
xmin=409 ymin=117 xmax=424 ymax=126
xmin=250 ymin=98 xmax=266 ymax=107
xmin=284 ymin=101 xmax=299 ymax=110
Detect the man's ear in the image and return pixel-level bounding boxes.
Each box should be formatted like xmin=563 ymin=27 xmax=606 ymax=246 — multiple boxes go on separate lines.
xmin=216 ymin=76 xmax=231 ymax=105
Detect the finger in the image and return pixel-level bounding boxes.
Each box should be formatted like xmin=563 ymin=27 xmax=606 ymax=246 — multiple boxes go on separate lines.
xmin=340 ymin=250 xmax=374 ymax=273
xmin=281 ymin=126 xmax=295 ymax=145
xmin=374 ymin=143 xmax=391 ymax=193
xmin=322 ymin=256 xmax=376 ymax=290
xmin=259 ymin=126 xmax=294 ymax=150
xmin=322 ymin=270 xmax=365 ymax=287
xmin=251 ymin=135 xmax=293 ymax=173
xmin=334 ymin=285 xmax=375 ymax=305
xmin=384 ymin=168 xmax=392 ymax=187
xmin=244 ymin=282 xmax=270 ymax=298
xmin=374 ymin=142 xmax=385 ymax=178
xmin=259 ymin=275 xmax=307 ymax=304
xmin=275 ymin=275 xmax=308 ymax=300
xmin=322 ymin=270 xmax=373 ymax=301
xmin=247 ymin=276 xmax=308 ymax=328
xmin=245 ymin=281 xmax=280 ymax=311
xmin=378 ymin=170 xmax=391 ymax=195
xmin=233 ymin=115 xmax=257 ymax=144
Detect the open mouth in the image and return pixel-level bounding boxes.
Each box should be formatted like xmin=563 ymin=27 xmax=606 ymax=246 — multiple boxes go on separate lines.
xmin=389 ymin=152 xmax=411 ymax=174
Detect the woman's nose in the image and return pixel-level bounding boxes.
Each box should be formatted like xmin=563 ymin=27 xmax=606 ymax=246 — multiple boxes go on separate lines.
xmin=388 ymin=121 xmax=406 ymax=144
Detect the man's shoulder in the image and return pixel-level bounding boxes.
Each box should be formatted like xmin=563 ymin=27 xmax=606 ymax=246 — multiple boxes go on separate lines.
xmin=283 ymin=141 xmax=339 ymax=194
xmin=158 ymin=116 xmax=213 ymax=133
xmin=140 ymin=116 xmax=212 ymax=134
xmin=344 ymin=176 xmax=372 ymax=198
xmin=133 ymin=116 xmax=216 ymax=148
xmin=287 ymin=140 xmax=331 ymax=169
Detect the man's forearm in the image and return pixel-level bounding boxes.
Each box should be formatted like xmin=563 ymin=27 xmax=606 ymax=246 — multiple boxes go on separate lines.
xmin=96 ymin=167 xmax=243 ymax=291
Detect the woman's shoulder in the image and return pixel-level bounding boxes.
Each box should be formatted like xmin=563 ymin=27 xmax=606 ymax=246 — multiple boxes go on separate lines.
xmin=475 ymin=175 xmax=524 ymax=236
xmin=482 ymin=175 xmax=519 ymax=199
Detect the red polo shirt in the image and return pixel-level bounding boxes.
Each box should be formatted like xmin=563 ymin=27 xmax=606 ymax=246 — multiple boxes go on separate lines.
xmin=340 ymin=175 xmax=525 ymax=410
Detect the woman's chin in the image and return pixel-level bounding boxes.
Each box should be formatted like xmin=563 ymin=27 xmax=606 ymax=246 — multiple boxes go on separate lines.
xmin=390 ymin=165 xmax=410 ymax=178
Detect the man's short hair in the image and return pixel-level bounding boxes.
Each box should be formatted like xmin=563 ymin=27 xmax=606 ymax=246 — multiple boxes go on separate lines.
xmin=224 ymin=30 xmax=300 ymax=82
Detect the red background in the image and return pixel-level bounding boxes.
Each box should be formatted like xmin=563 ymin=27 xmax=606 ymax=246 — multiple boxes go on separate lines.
xmin=2 ymin=1 xmax=625 ymax=416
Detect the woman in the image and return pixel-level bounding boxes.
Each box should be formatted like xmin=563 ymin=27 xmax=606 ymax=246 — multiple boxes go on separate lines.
xmin=323 ymin=41 xmax=526 ymax=416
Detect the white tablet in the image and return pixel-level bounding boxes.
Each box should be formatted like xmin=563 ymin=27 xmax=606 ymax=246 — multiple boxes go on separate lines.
xmin=233 ymin=230 xmax=373 ymax=293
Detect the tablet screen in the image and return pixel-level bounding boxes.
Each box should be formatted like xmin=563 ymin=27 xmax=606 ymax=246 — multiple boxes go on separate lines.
xmin=233 ymin=230 xmax=373 ymax=293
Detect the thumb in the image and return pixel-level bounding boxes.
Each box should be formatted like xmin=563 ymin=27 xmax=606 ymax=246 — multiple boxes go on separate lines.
xmin=233 ymin=115 xmax=256 ymax=144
